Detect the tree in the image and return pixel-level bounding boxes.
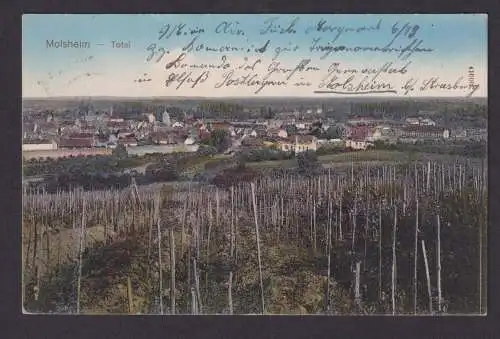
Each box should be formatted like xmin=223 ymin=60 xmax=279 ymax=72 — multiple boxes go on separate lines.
xmin=145 ymin=159 xmax=179 ymax=182
xmin=236 ymin=154 xmax=247 ymax=170
xmin=113 ymin=144 xmax=128 ymax=159
xmin=202 ymin=129 xmax=231 ymax=153
xmin=285 ymin=125 xmax=297 ymax=136
xmin=323 ymin=126 xmax=342 ymax=140
xmin=296 ymin=150 xmax=321 ymax=176
xmin=196 ymin=145 xmax=218 ymax=157
xmin=263 ymin=107 xmax=275 ymax=119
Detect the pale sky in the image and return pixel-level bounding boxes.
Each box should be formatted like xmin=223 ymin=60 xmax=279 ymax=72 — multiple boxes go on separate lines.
xmin=23 ymin=14 xmax=487 ymax=98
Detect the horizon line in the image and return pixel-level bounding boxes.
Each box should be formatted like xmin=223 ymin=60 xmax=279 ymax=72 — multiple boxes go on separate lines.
xmin=22 ymin=95 xmax=488 ymax=100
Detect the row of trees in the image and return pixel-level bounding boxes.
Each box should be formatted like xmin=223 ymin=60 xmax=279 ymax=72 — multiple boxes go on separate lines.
xmin=200 ymin=129 xmax=232 ymax=153
xmin=349 ymin=101 xmax=487 ymax=126
xmin=238 ymin=149 xmax=293 ymax=163
xmin=25 ymin=145 xmax=221 ymax=192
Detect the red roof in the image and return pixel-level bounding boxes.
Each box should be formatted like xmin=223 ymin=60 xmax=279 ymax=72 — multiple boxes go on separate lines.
xmin=108 ymin=121 xmax=129 ymax=129
xmin=402 ymin=126 xmax=445 ymax=133
xmin=349 ymin=125 xmax=372 ymax=139
xmin=281 ymin=135 xmax=316 ymax=144
xmin=120 ymin=137 xmax=138 ymax=144
xmin=241 ymin=138 xmax=264 ymax=147
xmin=23 ymin=138 xmax=53 ymax=144
xmin=150 ymin=132 xmax=179 ymax=144
xmin=58 ymin=138 xmax=94 ymax=148
xmin=295 ymin=135 xmax=316 ymax=144
xmin=69 ymin=133 xmax=94 ymax=138
xmin=199 ymin=130 xmax=211 ymax=140
xmin=211 ymin=123 xmax=231 ymax=130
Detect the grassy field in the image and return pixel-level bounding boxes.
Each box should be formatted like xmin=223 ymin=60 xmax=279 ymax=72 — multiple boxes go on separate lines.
xmin=180 ymin=154 xmax=233 ymax=175
xmin=246 ymin=150 xmax=406 ymax=169
xmin=247 ymin=150 xmax=485 ymax=170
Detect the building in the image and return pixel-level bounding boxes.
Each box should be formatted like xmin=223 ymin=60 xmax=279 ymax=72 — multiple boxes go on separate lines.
xmin=209 ymin=121 xmax=231 ymax=131
xmin=109 ymin=116 xmax=125 ymax=123
xmin=279 ymin=135 xmax=317 ymax=153
xmin=266 ymin=119 xmax=283 ymax=129
xmin=395 ymin=126 xmax=450 ymax=141
xmin=405 ymin=117 xmax=420 ymax=125
xmin=348 ymin=125 xmax=373 ymax=141
xmin=118 ymin=130 xmax=135 ymax=139
xmin=22 ymin=139 xmax=58 ymax=152
xmin=94 ymin=136 xmax=110 ymax=148
xmin=23 ymin=148 xmax=112 ymax=160
xmin=466 ymin=128 xmax=487 ymax=141
xmin=145 ymin=113 xmax=156 ymax=123
xmin=420 ymin=118 xmax=436 ymax=126
xmin=347 ymin=117 xmax=384 ymax=126
xmin=241 ymin=136 xmax=265 ymax=149
xmin=107 ymin=121 xmax=129 ymax=131
xmin=151 ymin=132 xmax=179 ymax=145
xmin=450 ymin=128 xmax=467 ymax=139
xmin=162 ymin=111 xmax=172 ymax=127
xmin=405 ymin=117 xmax=436 ymax=126
xmin=58 ymin=137 xmax=95 ymax=149
xmin=295 ymin=122 xmax=312 ymax=130
xmin=346 ymin=139 xmax=373 ymax=150
xmin=184 ymin=137 xmax=196 ymax=145
xmin=368 ymin=126 xmax=395 ymax=142
xmin=267 ymin=128 xmax=288 ymax=139
xmin=119 ymin=136 xmax=138 ymax=147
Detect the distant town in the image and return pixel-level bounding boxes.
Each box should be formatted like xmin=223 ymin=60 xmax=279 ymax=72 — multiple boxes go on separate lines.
xmin=22 ymin=97 xmax=487 ymax=160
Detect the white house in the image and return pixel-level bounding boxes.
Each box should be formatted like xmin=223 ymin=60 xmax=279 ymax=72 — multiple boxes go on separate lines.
xmin=184 ymin=137 xmax=195 ymax=145
xmin=405 ymin=118 xmax=420 ymax=125
xmin=267 ymin=119 xmax=283 ymax=129
xmin=109 ymin=116 xmax=125 ymax=123
xmin=421 ymin=118 xmax=436 ymax=126
xmin=22 ymin=140 xmax=58 ymax=152
xmin=162 ymin=111 xmax=172 ymax=127
xmin=278 ymin=135 xmax=318 ymax=153
xmin=172 ymin=121 xmax=184 ymax=128
xmin=267 ymin=128 xmax=288 ymax=139
xmin=121 ymin=138 xmax=138 ymax=147
xmin=368 ymin=126 xmax=393 ymax=142
xmin=146 ymin=113 xmax=156 ymax=123
xmin=346 ymin=139 xmax=373 ymax=150
xmin=277 ymin=129 xmax=288 ymax=139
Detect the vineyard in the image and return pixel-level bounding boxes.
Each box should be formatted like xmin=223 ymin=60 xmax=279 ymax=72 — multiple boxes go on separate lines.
xmin=22 ymin=160 xmax=487 ymax=315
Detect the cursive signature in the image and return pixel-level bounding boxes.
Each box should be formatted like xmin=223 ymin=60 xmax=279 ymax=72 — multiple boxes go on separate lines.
xmin=420 ymin=76 xmax=480 ymax=97
xmin=215 ymin=70 xmax=287 ymax=94
xmin=316 ymin=74 xmax=397 ymax=95
xmin=165 ymin=71 xmax=210 ymax=90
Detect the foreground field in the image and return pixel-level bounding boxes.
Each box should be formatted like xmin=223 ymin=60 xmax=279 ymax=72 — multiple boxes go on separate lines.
xmin=247 ymin=150 xmax=483 ymax=170
xmin=22 ymin=160 xmax=487 ymax=314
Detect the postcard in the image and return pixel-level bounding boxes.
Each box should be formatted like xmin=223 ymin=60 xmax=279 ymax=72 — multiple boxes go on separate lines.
xmin=22 ymin=14 xmax=487 ymax=315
